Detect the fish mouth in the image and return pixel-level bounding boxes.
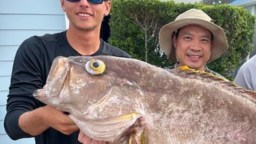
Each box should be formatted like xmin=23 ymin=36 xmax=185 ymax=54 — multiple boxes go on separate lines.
xmin=33 ymin=89 xmax=43 ymax=98
xmin=33 ymin=89 xmax=49 ymax=104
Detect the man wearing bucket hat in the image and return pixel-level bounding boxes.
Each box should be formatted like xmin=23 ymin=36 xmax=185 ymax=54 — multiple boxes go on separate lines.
xmin=159 ymin=8 xmax=228 ymax=77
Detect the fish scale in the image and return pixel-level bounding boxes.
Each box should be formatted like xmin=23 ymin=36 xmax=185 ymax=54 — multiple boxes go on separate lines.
xmin=34 ymin=55 xmax=256 ymax=144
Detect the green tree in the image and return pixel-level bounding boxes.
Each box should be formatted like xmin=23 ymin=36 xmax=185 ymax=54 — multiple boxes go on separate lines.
xmin=110 ymin=0 xmax=176 ymax=66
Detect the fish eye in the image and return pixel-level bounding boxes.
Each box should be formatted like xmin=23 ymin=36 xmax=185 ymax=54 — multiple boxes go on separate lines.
xmin=85 ymin=59 xmax=106 ymax=75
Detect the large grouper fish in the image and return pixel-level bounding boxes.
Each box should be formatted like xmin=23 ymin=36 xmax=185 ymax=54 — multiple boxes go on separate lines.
xmin=34 ymin=55 xmax=256 ymax=144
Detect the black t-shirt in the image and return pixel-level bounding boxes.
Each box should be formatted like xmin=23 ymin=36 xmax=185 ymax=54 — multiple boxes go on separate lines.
xmin=4 ymin=31 xmax=130 ymax=144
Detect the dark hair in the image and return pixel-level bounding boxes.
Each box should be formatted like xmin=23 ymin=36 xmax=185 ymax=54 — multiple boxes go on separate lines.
xmin=173 ymin=28 xmax=180 ymax=38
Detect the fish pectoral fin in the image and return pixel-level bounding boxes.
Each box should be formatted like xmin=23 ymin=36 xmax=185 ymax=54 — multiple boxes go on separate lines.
xmin=70 ymin=112 xmax=143 ymax=142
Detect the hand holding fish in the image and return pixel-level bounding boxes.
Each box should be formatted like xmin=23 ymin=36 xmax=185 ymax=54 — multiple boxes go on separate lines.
xmin=18 ymin=104 xmax=79 ymax=136
xmin=42 ymin=105 xmax=79 ymax=135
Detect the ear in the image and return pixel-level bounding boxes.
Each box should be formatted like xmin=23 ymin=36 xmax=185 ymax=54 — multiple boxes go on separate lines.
xmin=172 ymin=34 xmax=177 ymax=49
xmin=60 ymin=0 xmax=66 ymax=12
xmin=211 ymin=41 xmax=214 ymax=50
xmin=104 ymin=0 xmax=111 ymax=16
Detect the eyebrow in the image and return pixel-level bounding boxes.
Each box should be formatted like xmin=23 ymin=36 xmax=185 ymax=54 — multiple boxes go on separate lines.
xmin=182 ymin=31 xmax=212 ymax=40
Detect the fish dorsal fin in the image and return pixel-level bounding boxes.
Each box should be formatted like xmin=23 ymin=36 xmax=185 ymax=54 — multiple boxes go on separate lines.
xmin=177 ymin=66 xmax=227 ymax=81
xmin=176 ymin=66 xmax=256 ymax=102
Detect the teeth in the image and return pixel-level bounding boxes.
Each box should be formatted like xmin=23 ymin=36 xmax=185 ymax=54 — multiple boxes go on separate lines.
xmin=189 ymin=55 xmax=200 ymax=59
xmin=78 ymin=13 xmax=89 ymax=17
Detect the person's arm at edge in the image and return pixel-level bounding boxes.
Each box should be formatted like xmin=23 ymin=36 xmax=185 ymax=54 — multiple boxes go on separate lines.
xmin=4 ymin=37 xmax=79 ymax=140
xmin=4 ymin=37 xmax=49 ymax=139
xmin=234 ymin=61 xmax=254 ymax=90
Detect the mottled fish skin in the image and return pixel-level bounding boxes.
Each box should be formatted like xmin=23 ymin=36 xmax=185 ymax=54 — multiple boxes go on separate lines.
xmin=34 ymin=56 xmax=256 ymax=144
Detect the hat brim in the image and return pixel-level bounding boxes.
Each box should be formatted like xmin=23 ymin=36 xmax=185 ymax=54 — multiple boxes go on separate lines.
xmin=159 ymin=18 xmax=228 ymax=63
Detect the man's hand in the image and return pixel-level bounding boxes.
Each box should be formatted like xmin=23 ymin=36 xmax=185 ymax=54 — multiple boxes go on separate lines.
xmin=19 ymin=105 xmax=78 ymax=136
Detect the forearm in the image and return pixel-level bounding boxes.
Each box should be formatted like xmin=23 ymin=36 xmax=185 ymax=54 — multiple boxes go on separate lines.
xmin=21 ymin=105 xmax=79 ymax=135
xmin=19 ymin=107 xmax=49 ymax=136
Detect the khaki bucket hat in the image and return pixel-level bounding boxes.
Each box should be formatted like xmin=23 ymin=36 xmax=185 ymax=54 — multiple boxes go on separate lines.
xmin=159 ymin=8 xmax=228 ymax=63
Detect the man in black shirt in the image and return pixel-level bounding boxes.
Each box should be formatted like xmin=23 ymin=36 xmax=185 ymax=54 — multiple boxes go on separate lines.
xmin=4 ymin=0 xmax=130 ymax=144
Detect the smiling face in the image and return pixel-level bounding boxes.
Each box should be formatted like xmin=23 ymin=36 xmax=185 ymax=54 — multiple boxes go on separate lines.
xmin=173 ymin=24 xmax=213 ymax=71
xmin=61 ymin=0 xmax=111 ymax=32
